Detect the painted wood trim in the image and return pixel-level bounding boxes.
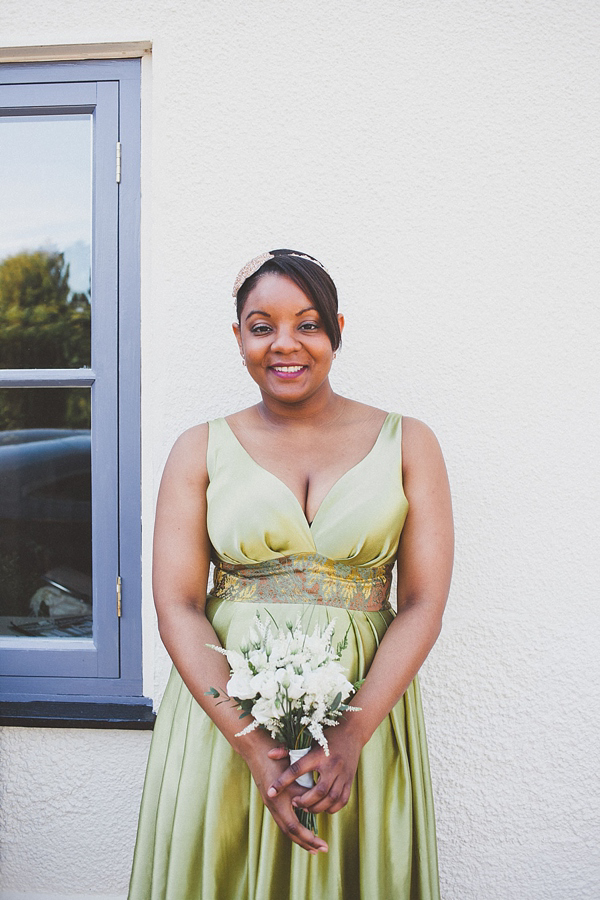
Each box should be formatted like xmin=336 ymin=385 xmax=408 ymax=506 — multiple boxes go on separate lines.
xmin=0 ymin=41 xmax=152 ymax=64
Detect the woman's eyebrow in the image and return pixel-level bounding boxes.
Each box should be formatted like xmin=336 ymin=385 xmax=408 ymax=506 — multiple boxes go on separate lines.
xmin=244 ymin=309 xmax=271 ymax=320
xmin=295 ymin=307 xmax=317 ymax=316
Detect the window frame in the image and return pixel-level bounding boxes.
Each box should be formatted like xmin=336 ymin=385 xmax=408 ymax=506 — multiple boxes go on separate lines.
xmin=0 ymin=59 xmax=148 ymax=723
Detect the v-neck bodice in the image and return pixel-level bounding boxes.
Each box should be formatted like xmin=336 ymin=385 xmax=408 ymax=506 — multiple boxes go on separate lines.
xmin=206 ymin=413 xmax=408 ymax=567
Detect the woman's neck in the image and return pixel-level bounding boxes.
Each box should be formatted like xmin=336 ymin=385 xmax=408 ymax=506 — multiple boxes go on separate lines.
xmin=256 ymin=383 xmax=348 ymax=429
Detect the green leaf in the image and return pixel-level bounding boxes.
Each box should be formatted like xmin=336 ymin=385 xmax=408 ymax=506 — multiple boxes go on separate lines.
xmin=335 ymin=613 xmax=355 ymax=658
xmin=204 ymin=687 xmax=220 ymax=698
xmin=330 ymin=692 xmax=342 ymax=712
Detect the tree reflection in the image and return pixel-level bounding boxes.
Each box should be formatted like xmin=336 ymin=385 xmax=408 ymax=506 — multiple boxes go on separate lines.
xmin=0 ymin=250 xmax=91 ymax=428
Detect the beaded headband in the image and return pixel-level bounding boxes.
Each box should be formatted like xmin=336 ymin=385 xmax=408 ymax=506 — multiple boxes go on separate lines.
xmin=232 ymin=251 xmax=329 ymax=298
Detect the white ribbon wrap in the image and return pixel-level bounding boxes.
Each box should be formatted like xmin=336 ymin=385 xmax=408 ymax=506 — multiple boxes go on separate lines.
xmin=288 ymin=747 xmax=314 ymax=788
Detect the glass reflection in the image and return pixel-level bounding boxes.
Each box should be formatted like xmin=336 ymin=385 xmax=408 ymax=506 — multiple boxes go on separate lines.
xmin=0 ymin=388 xmax=91 ymax=638
xmin=0 ymin=114 xmax=91 ymax=368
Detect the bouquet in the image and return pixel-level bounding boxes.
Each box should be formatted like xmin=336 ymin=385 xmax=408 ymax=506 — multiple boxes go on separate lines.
xmin=206 ymin=612 xmax=361 ymax=833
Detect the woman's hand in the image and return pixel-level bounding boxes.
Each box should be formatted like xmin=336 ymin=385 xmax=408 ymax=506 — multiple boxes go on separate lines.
xmin=266 ymin=723 xmax=364 ymax=816
xmin=242 ymin=734 xmax=329 ymax=855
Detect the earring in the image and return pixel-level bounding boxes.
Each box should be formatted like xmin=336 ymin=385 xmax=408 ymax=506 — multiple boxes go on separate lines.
xmin=241 ymin=356 xmax=246 ymax=367
xmin=333 ymin=352 xmax=337 ymax=360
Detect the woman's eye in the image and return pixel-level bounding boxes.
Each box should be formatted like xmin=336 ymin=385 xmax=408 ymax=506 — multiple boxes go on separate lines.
xmin=250 ymin=324 xmax=272 ymax=334
xmin=299 ymin=322 xmax=319 ymax=331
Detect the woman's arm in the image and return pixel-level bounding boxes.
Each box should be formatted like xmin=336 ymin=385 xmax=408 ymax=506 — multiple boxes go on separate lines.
xmin=153 ymin=425 xmax=328 ymax=854
xmin=267 ymin=417 xmax=454 ymax=814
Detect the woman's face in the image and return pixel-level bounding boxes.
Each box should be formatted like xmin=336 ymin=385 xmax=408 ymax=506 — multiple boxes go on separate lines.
xmin=233 ymin=273 xmax=343 ymax=406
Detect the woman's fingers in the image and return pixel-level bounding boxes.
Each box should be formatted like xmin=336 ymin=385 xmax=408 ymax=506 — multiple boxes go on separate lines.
xmin=275 ymin=811 xmax=328 ymax=854
xmin=267 ymin=751 xmax=318 ymax=797
xmin=265 ymin=733 xmax=359 ymax=817
xmin=247 ymin=746 xmax=326 ymax=853
xmin=327 ymin=783 xmax=352 ymax=815
xmin=266 ymin=745 xmax=289 ymax=760
xmin=267 ymin=793 xmax=328 ymax=854
xmin=294 ymin=774 xmax=344 ymax=814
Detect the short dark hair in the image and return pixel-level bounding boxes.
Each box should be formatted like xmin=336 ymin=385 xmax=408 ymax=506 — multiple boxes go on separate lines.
xmin=235 ymin=249 xmax=341 ymax=351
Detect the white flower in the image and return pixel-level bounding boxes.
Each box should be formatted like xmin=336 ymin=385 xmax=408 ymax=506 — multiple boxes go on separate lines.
xmin=286 ymin=673 xmax=306 ymax=701
xmin=251 ymin=696 xmax=279 ymax=725
xmin=248 ymin=649 xmax=269 ymax=670
xmin=226 ymin=671 xmax=256 ymax=700
xmin=302 ymin=667 xmax=352 ymax=704
xmin=250 ymin=670 xmax=278 ymax=700
xmin=224 ymin=648 xmax=250 ymax=671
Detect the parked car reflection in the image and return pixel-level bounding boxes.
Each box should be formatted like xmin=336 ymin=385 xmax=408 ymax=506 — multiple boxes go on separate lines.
xmin=0 ymin=429 xmax=92 ymax=637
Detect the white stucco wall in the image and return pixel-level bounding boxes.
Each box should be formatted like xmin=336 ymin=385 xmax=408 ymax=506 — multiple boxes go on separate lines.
xmin=1 ymin=1 xmax=599 ymax=898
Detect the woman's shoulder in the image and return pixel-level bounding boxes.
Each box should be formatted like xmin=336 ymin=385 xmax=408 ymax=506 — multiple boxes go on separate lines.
xmin=341 ymin=398 xmax=389 ymax=426
xmin=173 ymin=421 xmax=210 ymax=448
xmin=343 ymin=403 xmax=442 ymax=457
xmin=166 ymin=410 xmax=254 ymax=475
xmin=163 ymin=423 xmax=210 ymax=481
xmin=400 ymin=417 xmax=447 ymax=476
xmin=221 ymin=405 xmax=263 ymax=430
xmin=401 ymin=415 xmax=437 ymax=438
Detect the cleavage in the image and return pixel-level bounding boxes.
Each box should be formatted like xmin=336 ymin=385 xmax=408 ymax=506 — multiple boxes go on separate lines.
xmin=225 ymin=415 xmax=388 ymax=525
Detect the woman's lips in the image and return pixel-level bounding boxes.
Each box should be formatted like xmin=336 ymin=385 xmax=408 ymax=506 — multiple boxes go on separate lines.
xmin=268 ymin=365 xmax=308 ymax=379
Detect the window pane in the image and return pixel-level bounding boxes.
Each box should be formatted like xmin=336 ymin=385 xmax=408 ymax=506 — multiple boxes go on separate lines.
xmin=0 ymin=115 xmax=91 ymax=368
xmin=0 ymin=388 xmax=91 ymax=638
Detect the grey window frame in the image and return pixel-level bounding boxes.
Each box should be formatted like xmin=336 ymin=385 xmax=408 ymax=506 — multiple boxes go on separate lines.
xmin=0 ymin=58 xmax=150 ymax=726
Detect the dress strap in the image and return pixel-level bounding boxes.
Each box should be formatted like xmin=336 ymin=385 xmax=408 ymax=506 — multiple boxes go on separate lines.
xmin=206 ymin=417 xmax=229 ymax=481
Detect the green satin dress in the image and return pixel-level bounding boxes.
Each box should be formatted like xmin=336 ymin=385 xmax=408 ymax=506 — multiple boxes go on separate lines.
xmin=128 ymin=413 xmax=440 ymax=900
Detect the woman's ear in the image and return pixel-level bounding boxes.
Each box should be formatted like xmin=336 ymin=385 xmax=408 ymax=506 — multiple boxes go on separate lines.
xmin=337 ymin=313 xmax=345 ymax=339
xmin=232 ymin=321 xmax=243 ymax=356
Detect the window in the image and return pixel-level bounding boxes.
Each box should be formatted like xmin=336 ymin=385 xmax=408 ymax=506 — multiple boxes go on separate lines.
xmin=0 ymin=59 xmax=150 ymax=725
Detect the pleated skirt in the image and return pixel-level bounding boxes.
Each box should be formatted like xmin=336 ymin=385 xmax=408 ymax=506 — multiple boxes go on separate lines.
xmin=128 ymin=599 xmax=440 ymax=900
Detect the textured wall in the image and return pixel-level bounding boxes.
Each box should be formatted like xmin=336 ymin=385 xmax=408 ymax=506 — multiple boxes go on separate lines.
xmin=1 ymin=1 xmax=599 ymax=897
xmin=0 ymin=727 xmax=151 ymax=897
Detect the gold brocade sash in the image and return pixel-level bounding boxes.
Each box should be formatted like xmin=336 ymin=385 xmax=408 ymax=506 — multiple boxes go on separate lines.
xmin=209 ymin=553 xmax=393 ymax=612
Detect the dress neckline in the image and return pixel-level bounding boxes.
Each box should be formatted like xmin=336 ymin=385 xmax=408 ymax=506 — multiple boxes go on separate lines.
xmin=221 ymin=412 xmax=392 ymax=530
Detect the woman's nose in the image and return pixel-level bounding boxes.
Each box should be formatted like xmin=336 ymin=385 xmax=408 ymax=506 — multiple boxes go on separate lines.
xmin=270 ymin=327 xmax=302 ymax=351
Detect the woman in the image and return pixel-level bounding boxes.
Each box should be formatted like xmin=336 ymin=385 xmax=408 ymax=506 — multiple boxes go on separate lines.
xmin=128 ymin=249 xmax=454 ymax=900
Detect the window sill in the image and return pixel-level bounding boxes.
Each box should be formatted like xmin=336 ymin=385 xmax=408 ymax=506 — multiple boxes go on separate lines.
xmin=0 ymin=700 xmax=155 ymax=729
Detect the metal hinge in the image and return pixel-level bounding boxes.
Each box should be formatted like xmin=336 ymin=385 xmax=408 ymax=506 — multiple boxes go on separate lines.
xmin=116 ymin=576 xmax=122 ymax=617
xmin=116 ymin=142 xmax=122 ymax=183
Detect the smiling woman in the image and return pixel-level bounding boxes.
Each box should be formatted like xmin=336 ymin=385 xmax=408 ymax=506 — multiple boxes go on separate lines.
xmin=233 ymin=250 xmax=342 ymax=352
xmin=128 ymin=249 xmax=454 ymax=900
xmin=232 ymin=266 xmax=342 ymax=426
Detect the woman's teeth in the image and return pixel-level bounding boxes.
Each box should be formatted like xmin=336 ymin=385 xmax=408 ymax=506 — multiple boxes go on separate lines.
xmin=272 ymin=365 xmax=304 ymax=373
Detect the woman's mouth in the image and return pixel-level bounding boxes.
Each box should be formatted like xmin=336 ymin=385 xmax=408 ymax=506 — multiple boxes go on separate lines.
xmin=268 ymin=364 xmax=308 ymax=379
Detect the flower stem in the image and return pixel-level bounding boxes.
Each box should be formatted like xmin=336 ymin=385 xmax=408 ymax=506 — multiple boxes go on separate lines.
xmin=295 ymin=806 xmax=318 ymax=836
